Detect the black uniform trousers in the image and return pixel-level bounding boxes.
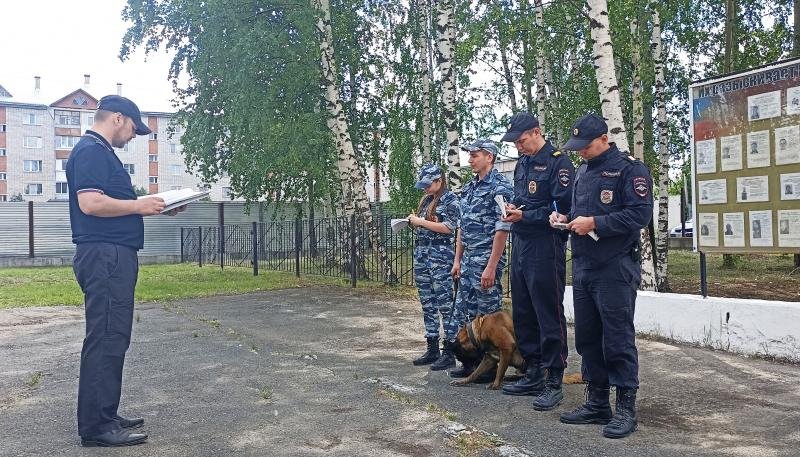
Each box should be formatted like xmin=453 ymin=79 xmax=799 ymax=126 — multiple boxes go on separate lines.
xmin=73 ymin=242 xmax=138 ymax=437
xmin=572 ymin=254 xmax=640 ymax=389
xmin=510 ymin=232 xmax=568 ymax=369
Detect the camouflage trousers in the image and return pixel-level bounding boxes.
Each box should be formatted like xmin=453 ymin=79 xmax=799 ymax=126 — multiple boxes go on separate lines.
xmin=453 ymin=248 xmax=506 ymax=329
xmin=413 ymin=243 xmax=458 ymax=341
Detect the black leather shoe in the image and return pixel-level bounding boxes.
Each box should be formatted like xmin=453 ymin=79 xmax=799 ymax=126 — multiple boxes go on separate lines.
xmin=502 ymin=365 xmax=545 ymax=396
xmin=81 ymin=430 xmax=148 ymax=447
xmin=118 ymin=416 xmax=144 ymax=429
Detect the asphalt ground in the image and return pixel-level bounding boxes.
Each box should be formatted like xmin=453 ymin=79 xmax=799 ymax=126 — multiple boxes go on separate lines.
xmin=1 ymin=286 xmax=799 ymax=456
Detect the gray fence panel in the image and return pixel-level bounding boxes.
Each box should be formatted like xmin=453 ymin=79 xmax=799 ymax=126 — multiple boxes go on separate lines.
xmin=33 ymin=201 xmax=75 ymax=256
xmin=0 ymin=203 xmax=31 ymax=256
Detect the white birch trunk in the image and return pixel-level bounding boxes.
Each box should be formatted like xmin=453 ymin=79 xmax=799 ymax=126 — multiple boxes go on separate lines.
xmin=436 ymin=0 xmax=460 ymax=189
xmin=587 ymin=0 xmax=630 ymax=153
xmin=417 ymin=0 xmax=433 ymax=163
xmin=533 ymin=0 xmax=548 ymax=127
xmin=652 ymin=6 xmax=670 ymax=291
xmin=629 ymin=13 xmax=656 ymax=291
xmin=498 ymin=26 xmax=518 ymax=111
xmin=313 ymin=0 xmax=395 ymax=281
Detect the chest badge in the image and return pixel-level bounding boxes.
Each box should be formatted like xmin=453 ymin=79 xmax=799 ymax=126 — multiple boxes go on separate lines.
xmin=558 ymin=169 xmax=570 ymax=187
xmin=600 ymin=190 xmax=614 ymax=204
xmin=528 ymin=180 xmax=537 ymax=194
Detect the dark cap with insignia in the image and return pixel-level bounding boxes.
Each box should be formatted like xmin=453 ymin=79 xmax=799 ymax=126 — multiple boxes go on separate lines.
xmin=562 ymin=113 xmax=608 ymax=151
xmin=501 ymin=112 xmax=540 ymax=142
xmin=97 ymin=95 xmax=152 ymax=135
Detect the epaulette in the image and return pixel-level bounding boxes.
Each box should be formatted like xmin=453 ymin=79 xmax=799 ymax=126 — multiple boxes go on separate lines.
xmin=552 ymin=150 xmax=561 ymax=157
xmin=627 ymin=155 xmax=636 ymax=161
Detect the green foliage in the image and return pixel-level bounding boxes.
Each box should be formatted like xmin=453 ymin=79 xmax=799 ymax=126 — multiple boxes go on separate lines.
xmin=132 ymin=185 xmax=149 ymax=196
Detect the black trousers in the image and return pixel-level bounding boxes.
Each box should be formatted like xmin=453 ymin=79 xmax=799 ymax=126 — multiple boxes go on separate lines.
xmin=510 ymin=232 xmax=568 ymax=369
xmin=73 ymin=242 xmax=138 ymax=437
xmin=572 ymin=255 xmax=640 ymax=388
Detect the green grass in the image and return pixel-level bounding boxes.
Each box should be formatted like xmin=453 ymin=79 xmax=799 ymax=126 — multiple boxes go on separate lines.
xmin=0 ymin=263 xmax=364 ymax=309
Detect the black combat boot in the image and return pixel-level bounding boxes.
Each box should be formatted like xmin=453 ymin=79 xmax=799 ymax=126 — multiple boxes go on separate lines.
xmin=559 ymin=383 xmax=613 ymax=424
xmin=602 ymin=388 xmax=638 ymax=439
xmin=532 ymin=367 xmax=564 ymax=411
xmin=412 ymin=337 xmax=440 ymax=366
xmin=430 ymin=343 xmax=456 ymax=371
xmin=502 ymin=361 xmax=545 ymax=396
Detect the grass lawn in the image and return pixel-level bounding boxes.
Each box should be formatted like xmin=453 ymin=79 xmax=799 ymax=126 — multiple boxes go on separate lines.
xmin=0 ymin=263 xmax=396 ymax=309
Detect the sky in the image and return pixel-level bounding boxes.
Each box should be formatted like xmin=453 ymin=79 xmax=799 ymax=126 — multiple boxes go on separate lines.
xmin=0 ymin=0 xmax=177 ymax=112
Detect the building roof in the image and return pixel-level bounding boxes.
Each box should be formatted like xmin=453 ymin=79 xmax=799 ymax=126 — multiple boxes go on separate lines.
xmin=0 ymin=84 xmax=12 ymax=98
xmin=0 ymin=100 xmax=48 ymax=110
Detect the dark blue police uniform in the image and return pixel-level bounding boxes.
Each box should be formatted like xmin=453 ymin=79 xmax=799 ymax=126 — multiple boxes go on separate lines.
xmin=569 ymin=144 xmax=652 ymax=389
xmin=67 ymin=130 xmax=143 ymax=438
xmin=510 ymin=140 xmax=573 ymax=372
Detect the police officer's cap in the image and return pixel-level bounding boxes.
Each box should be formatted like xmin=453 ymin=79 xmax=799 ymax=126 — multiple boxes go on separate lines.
xmin=97 ymin=95 xmax=152 ymax=136
xmin=562 ymin=113 xmax=608 ymax=151
xmin=415 ymin=163 xmax=443 ymax=189
xmin=500 ymin=112 xmax=540 ymax=142
xmin=461 ymin=138 xmax=499 ymax=156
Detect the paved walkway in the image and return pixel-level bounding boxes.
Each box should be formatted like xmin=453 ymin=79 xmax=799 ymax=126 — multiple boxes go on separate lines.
xmin=1 ymin=286 xmax=798 ymax=456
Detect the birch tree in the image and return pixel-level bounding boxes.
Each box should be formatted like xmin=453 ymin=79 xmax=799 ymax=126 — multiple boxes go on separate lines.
xmin=587 ymin=0 xmax=630 ymax=152
xmin=533 ymin=0 xmax=549 ymax=127
xmin=436 ymin=0 xmax=461 ymax=189
xmin=416 ymin=0 xmax=433 ymax=163
xmin=651 ymin=4 xmax=670 ymax=291
xmin=314 ymin=0 xmax=394 ymax=281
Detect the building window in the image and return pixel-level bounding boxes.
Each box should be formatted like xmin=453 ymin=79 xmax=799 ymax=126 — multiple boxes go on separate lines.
xmin=54 ymin=110 xmax=80 ymax=126
xmin=148 ymin=154 xmax=158 ymax=162
xmin=23 ymin=136 xmax=43 ymax=148
xmin=0 ymin=124 xmax=6 ymax=132
xmin=0 ymin=173 xmax=6 ymax=180
xmin=149 ymin=133 xmax=158 ymax=140
xmin=116 ymin=142 xmax=130 ymax=153
xmin=55 ymin=135 xmax=80 ymax=149
xmin=169 ymin=143 xmax=178 ymax=154
xmin=149 ymin=176 xmax=158 ymax=184
xmin=123 ymin=163 xmax=135 ymax=175
xmin=55 ymin=159 xmax=68 ymax=172
xmin=0 ymin=148 xmax=6 ymax=156
xmin=23 ymin=113 xmax=41 ymax=125
xmin=87 ymin=115 xmax=94 ymax=125
xmin=24 ymin=183 xmax=43 ymax=195
xmin=170 ymin=164 xmax=182 ymax=175
xmin=170 ymin=185 xmax=182 ymax=191
xmin=56 ymin=182 xmax=69 ymax=194
xmin=223 ymin=187 xmax=233 ymax=200
xmin=24 ymin=160 xmax=43 ymax=172
xmin=0 ymin=195 xmax=6 ymax=202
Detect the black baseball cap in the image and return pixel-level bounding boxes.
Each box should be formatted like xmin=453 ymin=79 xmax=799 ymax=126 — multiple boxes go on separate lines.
xmin=501 ymin=112 xmax=540 ymax=142
xmin=562 ymin=113 xmax=608 ymax=150
xmin=97 ymin=95 xmax=151 ymax=135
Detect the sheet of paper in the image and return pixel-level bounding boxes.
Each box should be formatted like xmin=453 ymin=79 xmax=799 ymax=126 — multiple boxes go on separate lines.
xmin=722 ymin=212 xmax=745 ymax=247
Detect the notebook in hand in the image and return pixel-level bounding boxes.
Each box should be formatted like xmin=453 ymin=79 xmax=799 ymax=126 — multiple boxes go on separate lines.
xmin=138 ymin=188 xmax=210 ymax=213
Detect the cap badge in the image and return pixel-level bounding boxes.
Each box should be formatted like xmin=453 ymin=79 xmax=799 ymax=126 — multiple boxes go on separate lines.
xmin=574 ymin=128 xmax=579 ymax=135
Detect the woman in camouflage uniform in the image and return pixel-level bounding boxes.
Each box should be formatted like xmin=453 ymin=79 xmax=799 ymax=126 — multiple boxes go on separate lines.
xmin=408 ymin=164 xmax=461 ymax=371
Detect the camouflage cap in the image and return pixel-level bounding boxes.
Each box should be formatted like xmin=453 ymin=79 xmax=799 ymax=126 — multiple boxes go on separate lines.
xmin=461 ymin=138 xmax=499 ymax=156
xmin=415 ymin=163 xmax=443 ymax=189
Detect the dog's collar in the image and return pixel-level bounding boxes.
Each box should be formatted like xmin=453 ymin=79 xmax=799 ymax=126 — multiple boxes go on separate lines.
xmin=467 ymin=321 xmax=482 ymax=351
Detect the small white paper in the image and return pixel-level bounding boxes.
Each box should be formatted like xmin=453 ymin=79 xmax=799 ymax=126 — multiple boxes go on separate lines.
xmin=695 ymin=139 xmax=717 ymax=174
xmin=722 ymin=212 xmax=745 ymax=247
xmin=494 ymin=194 xmax=507 ymax=218
xmin=780 ymin=172 xmax=800 ymax=200
xmin=778 ymin=210 xmax=800 ymax=247
xmin=736 ymin=176 xmax=769 ymax=203
xmin=749 ymin=210 xmax=773 ymax=247
xmin=698 ymin=213 xmax=719 ymax=247
xmin=390 ymin=218 xmax=409 ymax=234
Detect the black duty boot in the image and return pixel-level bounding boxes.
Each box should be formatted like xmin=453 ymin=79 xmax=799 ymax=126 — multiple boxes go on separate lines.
xmin=602 ymin=388 xmax=638 ymax=439
xmin=560 ymin=384 xmax=613 ymax=425
xmin=532 ymin=368 xmax=564 ymax=411
xmin=430 ymin=344 xmax=456 ymax=371
xmin=502 ymin=362 xmax=545 ymax=396
xmin=412 ymin=337 xmax=440 ymax=366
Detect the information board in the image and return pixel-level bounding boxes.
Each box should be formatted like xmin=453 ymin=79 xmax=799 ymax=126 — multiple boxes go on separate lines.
xmin=690 ymin=58 xmax=800 ymax=253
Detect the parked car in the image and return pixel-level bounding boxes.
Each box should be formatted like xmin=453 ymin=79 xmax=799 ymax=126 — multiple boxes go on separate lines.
xmin=669 ymin=220 xmax=693 ymax=237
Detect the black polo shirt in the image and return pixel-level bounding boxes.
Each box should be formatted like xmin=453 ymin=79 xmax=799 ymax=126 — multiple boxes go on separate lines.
xmin=66 ymin=130 xmax=144 ymax=250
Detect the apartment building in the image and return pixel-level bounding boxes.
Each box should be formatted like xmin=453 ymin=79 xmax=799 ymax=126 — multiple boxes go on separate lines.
xmin=0 ymin=82 xmax=236 ymax=202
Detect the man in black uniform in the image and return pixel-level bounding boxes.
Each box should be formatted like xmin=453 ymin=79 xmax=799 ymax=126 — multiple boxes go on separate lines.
xmin=551 ymin=113 xmax=652 ymax=439
xmin=500 ymin=113 xmax=573 ymax=412
xmin=67 ymin=95 xmax=184 ymax=447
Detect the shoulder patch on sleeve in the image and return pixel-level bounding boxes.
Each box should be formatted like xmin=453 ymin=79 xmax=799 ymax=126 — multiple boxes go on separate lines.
xmin=633 ymin=176 xmax=649 ymax=197
xmin=552 ymin=150 xmax=561 ymax=157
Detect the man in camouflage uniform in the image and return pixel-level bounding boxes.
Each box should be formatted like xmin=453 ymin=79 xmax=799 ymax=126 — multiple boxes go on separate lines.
xmin=409 ymin=164 xmax=461 ymax=371
xmin=449 ymin=139 xmax=514 ymax=379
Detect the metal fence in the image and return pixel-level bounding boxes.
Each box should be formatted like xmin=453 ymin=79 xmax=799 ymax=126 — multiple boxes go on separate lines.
xmin=179 ymin=214 xmax=514 ymax=294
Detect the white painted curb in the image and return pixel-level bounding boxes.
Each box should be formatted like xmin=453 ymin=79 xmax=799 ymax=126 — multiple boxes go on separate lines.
xmin=563 ymin=287 xmax=800 ymax=362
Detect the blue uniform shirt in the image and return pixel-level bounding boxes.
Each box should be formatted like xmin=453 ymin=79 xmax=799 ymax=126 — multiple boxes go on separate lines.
xmin=415 ymin=191 xmax=460 ymax=243
xmin=66 ymin=131 xmax=144 ymax=250
xmin=459 ymin=168 xmax=514 ymax=250
xmin=512 ymin=140 xmax=574 ymax=235
xmin=570 ymin=144 xmax=653 ymax=267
